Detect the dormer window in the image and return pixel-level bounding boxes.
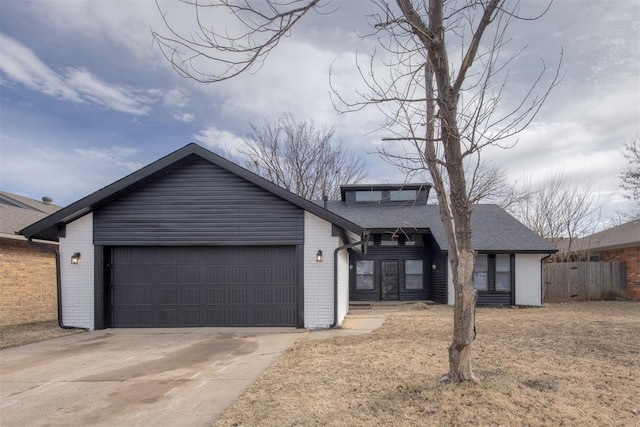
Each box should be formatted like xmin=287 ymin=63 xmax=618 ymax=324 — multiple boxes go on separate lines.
xmin=355 ymin=190 xmax=383 ymax=202
xmin=389 ymin=190 xmax=416 ymax=201
xmin=341 ymin=183 xmax=430 ymax=206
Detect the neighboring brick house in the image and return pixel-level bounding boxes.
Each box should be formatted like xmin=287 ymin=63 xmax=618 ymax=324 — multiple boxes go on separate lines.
xmin=0 ymin=191 xmax=61 ymax=326
xmin=556 ymin=219 xmax=640 ymax=299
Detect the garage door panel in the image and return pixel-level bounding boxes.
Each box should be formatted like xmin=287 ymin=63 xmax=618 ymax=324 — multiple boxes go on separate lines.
xmin=109 ymin=246 xmax=297 ymax=327
xmin=159 ymin=288 xmax=178 ymax=305
xmin=205 ymin=308 xmax=225 ymax=324
xmin=226 ymin=287 xmax=250 ymax=304
xmin=159 ymin=309 xmax=177 ymax=326
xmin=113 ymin=308 xmax=154 ymax=327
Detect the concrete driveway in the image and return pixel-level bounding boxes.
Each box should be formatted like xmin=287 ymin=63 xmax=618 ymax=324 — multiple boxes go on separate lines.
xmin=0 ymin=327 xmax=303 ymax=426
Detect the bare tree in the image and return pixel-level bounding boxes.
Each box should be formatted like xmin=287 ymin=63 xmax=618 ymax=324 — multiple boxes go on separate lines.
xmin=506 ymin=170 xmax=601 ymax=258
xmin=617 ymin=133 xmax=640 ymax=220
xmin=242 ymin=113 xmax=366 ymax=200
xmin=153 ymin=0 xmax=561 ymax=383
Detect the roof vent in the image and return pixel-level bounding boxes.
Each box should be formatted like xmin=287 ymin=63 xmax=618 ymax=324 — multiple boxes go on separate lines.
xmin=42 ymin=196 xmax=53 ymax=205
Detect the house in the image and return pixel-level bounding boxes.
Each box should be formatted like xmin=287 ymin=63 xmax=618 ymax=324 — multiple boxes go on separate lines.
xmin=20 ymin=143 xmax=556 ymax=330
xmin=323 ymin=184 xmax=556 ymax=306
xmin=554 ymin=219 xmax=640 ymax=299
xmin=0 ymin=191 xmax=61 ymax=326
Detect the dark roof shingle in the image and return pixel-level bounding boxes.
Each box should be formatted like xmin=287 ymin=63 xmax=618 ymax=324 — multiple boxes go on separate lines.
xmin=324 ymin=201 xmax=555 ymax=252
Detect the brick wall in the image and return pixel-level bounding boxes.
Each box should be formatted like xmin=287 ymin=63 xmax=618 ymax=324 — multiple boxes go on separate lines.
xmin=599 ymin=245 xmax=640 ymax=299
xmin=304 ymin=211 xmax=341 ymax=329
xmin=0 ymin=238 xmax=58 ymax=326
xmin=59 ymin=213 xmax=95 ymax=329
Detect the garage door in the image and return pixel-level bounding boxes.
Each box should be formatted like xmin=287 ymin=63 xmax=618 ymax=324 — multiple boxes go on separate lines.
xmin=108 ymin=246 xmax=297 ymax=327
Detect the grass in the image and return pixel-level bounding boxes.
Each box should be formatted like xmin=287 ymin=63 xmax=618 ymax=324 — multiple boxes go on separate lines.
xmin=0 ymin=320 xmax=84 ymax=349
xmin=215 ymin=301 xmax=640 ymax=426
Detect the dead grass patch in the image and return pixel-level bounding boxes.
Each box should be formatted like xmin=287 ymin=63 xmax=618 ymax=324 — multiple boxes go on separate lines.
xmin=215 ymin=301 xmax=640 ymax=426
xmin=0 ymin=321 xmax=85 ymax=349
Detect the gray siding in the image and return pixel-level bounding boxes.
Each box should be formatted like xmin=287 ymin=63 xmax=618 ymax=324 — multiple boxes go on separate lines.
xmin=476 ymin=254 xmax=514 ymax=306
xmin=429 ymin=251 xmax=448 ymax=304
xmin=94 ymin=157 xmax=304 ymax=246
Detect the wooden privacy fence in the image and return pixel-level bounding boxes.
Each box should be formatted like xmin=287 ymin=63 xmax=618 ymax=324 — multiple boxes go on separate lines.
xmin=543 ymin=261 xmax=626 ymax=303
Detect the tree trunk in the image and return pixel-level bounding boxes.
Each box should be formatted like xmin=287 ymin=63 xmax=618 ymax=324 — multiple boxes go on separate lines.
xmin=443 ymin=248 xmax=478 ymax=382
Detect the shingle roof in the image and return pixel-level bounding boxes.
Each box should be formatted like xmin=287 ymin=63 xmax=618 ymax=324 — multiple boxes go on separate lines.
xmin=324 ymin=201 xmax=556 ymax=253
xmin=0 ymin=191 xmax=61 ymax=239
xmin=560 ymin=219 xmax=640 ymax=253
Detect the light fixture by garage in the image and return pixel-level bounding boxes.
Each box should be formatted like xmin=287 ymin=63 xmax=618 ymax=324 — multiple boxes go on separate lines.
xmin=71 ymin=252 xmax=81 ymax=265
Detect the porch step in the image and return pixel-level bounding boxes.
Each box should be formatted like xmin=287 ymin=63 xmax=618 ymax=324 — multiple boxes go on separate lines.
xmin=349 ymin=303 xmax=373 ymax=310
xmin=349 ymin=300 xmax=436 ymax=310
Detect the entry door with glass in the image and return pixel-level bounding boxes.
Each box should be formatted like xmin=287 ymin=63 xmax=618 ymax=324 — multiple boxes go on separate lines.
xmin=381 ymin=260 xmax=399 ymax=300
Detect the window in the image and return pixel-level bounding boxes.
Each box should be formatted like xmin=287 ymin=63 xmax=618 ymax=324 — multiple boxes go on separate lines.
xmin=473 ymin=254 xmax=488 ymax=291
xmin=355 ymin=191 xmax=382 ymax=202
xmin=405 ymin=260 xmax=423 ymax=290
xmin=390 ymin=190 xmax=416 ymax=201
xmin=356 ymin=260 xmax=374 ymax=290
xmin=495 ymin=254 xmax=511 ymax=292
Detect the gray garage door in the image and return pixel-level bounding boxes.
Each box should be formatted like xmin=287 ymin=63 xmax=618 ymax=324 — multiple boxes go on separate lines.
xmin=109 ymin=246 xmax=297 ymax=327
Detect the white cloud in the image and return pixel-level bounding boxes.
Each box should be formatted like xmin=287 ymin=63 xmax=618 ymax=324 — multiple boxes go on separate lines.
xmin=64 ymin=68 xmax=153 ymax=115
xmin=173 ymin=112 xmax=195 ymax=123
xmin=0 ymin=34 xmax=154 ymax=115
xmin=193 ymin=126 xmax=247 ymax=159
xmin=162 ymin=87 xmax=189 ymax=108
xmin=74 ymin=146 xmax=142 ymax=171
xmin=0 ymin=33 xmax=81 ymax=102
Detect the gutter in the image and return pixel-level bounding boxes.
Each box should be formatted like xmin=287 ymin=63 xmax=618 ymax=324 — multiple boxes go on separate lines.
xmin=27 ymin=238 xmax=73 ymax=329
xmin=331 ymin=231 xmax=370 ymax=328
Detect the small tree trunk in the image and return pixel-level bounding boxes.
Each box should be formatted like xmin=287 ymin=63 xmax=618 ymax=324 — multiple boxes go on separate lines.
xmin=443 ymin=248 xmax=478 ymax=382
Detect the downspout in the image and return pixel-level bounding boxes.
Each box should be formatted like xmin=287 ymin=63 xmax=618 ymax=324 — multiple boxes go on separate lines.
xmin=540 ymin=252 xmax=554 ymax=306
xmin=27 ymin=237 xmax=73 ymax=329
xmin=331 ymin=231 xmax=369 ymax=328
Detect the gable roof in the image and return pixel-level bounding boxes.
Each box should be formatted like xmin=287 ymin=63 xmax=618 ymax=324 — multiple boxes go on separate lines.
xmin=0 ymin=191 xmax=62 ymax=240
xmin=20 ymin=143 xmax=364 ymax=241
xmin=324 ymin=201 xmax=556 ymax=253
xmin=558 ymin=219 xmax=640 ymax=253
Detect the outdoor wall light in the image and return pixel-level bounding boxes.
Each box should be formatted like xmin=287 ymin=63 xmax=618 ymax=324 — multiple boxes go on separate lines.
xmin=431 ymin=263 xmax=437 ymax=270
xmin=316 ymin=250 xmax=323 ymax=262
xmin=71 ymin=252 xmax=81 ymax=265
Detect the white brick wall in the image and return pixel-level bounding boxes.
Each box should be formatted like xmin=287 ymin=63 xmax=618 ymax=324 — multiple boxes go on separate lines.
xmin=515 ymin=253 xmax=544 ymax=306
xmin=304 ymin=212 xmax=343 ymax=329
xmin=447 ymin=253 xmax=544 ymax=306
xmin=336 ymin=245 xmax=349 ymax=325
xmin=59 ymin=213 xmax=95 ymax=329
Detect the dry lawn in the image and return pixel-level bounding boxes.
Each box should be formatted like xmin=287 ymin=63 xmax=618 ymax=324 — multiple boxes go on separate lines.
xmin=216 ymin=301 xmax=639 ymax=426
xmin=0 ymin=320 xmax=84 ymax=349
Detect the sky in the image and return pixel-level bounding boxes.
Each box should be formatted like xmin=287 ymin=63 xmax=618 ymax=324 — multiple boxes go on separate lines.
xmin=0 ymin=0 xmax=638 ymax=228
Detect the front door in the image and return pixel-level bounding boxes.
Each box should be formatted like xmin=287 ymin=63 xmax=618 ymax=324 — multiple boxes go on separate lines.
xmin=381 ymin=260 xmax=399 ymax=300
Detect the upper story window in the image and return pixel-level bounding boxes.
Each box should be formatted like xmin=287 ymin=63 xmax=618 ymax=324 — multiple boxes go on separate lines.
xmin=355 ymin=191 xmax=383 ymax=202
xmin=390 ymin=190 xmax=416 ymax=201
xmin=344 ymin=185 xmax=428 ymax=206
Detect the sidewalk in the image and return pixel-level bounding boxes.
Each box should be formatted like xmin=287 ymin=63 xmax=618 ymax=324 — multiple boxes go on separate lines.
xmin=305 ymin=304 xmax=403 ymax=340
